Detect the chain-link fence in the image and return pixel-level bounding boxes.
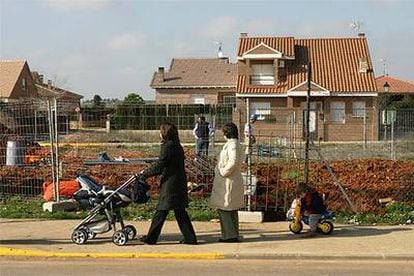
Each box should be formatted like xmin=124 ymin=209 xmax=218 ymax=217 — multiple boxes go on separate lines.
xmin=1 ymin=99 xmax=413 ymax=215
xmin=0 ymin=100 xmax=53 ymax=197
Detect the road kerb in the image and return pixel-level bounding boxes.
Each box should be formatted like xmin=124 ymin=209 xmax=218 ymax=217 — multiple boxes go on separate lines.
xmin=1 ymin=247 xmax=413 ymax=261
xmin=0 ymin=247 xmax=224 ymax=259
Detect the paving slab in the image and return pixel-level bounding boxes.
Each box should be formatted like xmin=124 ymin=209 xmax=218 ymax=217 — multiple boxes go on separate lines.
xmin=0 ymin=219 xmax=413 ymax=260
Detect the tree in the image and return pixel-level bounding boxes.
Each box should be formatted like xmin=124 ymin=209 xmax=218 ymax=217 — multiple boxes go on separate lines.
xmin=93 ymin=94 xmax=104 ymax=108
xmin=390 ymin=95 xmax=414 ymax=109
xmin=123 ymin=93 xmax=145 ymax=104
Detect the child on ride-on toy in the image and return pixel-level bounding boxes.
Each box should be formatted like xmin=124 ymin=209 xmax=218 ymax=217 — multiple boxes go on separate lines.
xmin=296 ymin=182 xmax=326 ymax=238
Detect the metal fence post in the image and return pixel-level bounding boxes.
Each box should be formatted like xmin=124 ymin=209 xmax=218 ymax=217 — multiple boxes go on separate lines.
xmin=106 ymin=114 xmax=111 ymax=133
xmin=391 ymin=115 xmax=395 ymax=160
xmin=363 ymin=111 xmax=367 ymax=151
xmin=304 ymin=62 xmax=312 ymax=185
xmin=54 ymin=98 xmax=60 ymax=202
xmin=47 ymin=100 xmax=56 ymax=201
xmin=34 ymin=109 xmax=37 ymax=141
xmin=246 ymin=97 xmax=252 ymax=212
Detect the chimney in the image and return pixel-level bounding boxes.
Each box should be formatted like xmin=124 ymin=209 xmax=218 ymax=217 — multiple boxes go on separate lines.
xmin=358 ymin=33 xmax=365 ymax=38
xmin=158 ymin=67 xmax=165 ymax=82
xmin=240 ymin=32 xmax=248 ymax=38
xmin=219 ymin=57 xmax=229 ymax=63
xmin=359 ymin=57 xmax=369 ymax=73
xmin=47 ymin=79 xmax=52 ymax=89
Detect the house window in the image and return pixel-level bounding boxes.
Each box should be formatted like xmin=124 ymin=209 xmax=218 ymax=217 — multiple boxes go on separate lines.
xmin=352 ymin=101 xmax=366 ymax=118
xmin=22 ymin=78 xmax=26 ymax=90
xmin=251 ymin=64 xmax=274 ymax=85
xmin=251 ymin=102 xmax=271 ymax=120
xmin=330 ymin=101 xmax=345 ymax=123
xmin=223 ymin=96 xmax=236 ymax=106
xmin=192 ymin=95 xmax=205 ymax=105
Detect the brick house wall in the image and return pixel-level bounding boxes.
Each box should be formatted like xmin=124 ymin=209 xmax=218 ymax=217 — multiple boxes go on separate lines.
xmin=7 ymin=63 xmax=38 ymax=101
xmin=155 ymin=88 xmax=235 ymax=105
xmin=235 ymin=96 xmax=379 ymax=142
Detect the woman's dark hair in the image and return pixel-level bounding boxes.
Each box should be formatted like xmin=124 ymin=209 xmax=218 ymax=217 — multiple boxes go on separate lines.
xmin=160 ymin=122 xmax=180 ymax=143
xmin=222 ymin=122 xmax=239 ymax=139
xmin=296 ymin=182 xmax=310 ymax=196
xmin=198 ymin=115 xmax=206 ymax=122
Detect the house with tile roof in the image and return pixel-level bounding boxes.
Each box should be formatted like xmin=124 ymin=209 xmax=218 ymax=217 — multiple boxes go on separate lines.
xmin=1 ymin=60 xmax=83 ymax=133
xmin=151 ymin=57 xmax=237 ymax=105
xmin=0 ymin=60 xmax=83 ymax=105
xmin=235 ymin=33 xmax=379 ymax=142
xmin=0 ymin=60 xmax=39 ymax=102
xmin=376 ymin=75 xmax=414 ymax=95
xmin=31 ymin=71 xmax=83 ymax=110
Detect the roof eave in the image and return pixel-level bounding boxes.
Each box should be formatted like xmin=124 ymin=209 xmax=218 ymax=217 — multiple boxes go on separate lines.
xmin=152 ymin=85 xmax=236 ymax=89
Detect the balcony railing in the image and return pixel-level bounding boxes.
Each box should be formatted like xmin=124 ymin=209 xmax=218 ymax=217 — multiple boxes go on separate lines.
xmin=250 ymin=74 xmax=274 ymax=85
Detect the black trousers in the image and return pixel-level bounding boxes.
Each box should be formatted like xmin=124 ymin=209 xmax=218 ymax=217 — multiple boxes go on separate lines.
xmin=145 ymin=209 xmax=197 ymax=244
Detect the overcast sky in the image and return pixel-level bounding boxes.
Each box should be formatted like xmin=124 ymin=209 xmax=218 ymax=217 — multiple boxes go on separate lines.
xmin=1 ymin=0 xmax=413 ymax=100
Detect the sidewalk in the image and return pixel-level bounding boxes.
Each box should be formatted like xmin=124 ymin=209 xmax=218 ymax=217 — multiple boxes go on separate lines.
xmin=0 ymin=219 xmax=413 ymax=260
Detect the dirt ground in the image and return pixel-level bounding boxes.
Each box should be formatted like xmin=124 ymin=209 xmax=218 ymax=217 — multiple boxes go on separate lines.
xmin=1 ymin=145 xmax=413 ymax=214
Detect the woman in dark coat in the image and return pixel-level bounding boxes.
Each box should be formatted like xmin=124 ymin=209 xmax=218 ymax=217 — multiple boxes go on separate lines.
xmin=139 ymin=122 xmax=197 ymax=245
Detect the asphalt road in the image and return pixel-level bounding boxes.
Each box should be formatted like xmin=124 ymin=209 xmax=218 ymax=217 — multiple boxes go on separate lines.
xmin=1 ymin=258 xmax=414 ymax=276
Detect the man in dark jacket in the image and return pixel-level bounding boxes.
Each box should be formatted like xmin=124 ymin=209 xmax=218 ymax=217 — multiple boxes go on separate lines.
xmin=140 ymin=122 xmax=197 ymax=245
xmin=193 ymin=115 xmax=214 ymax=157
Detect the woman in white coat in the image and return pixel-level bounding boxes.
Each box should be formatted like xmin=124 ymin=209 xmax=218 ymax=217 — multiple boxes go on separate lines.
xmin=209 ymin=123 xmax=245 ymax=242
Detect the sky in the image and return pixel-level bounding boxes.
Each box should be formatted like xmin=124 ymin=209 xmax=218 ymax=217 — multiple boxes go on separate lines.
xmin=1 ymin=0 xmax=413 ymax=100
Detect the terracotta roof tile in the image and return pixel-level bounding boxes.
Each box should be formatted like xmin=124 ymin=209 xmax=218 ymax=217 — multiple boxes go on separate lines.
xmin=376 ymin=75 xmax=414 ymax=94
xmin=237 ymin=37 xmax=377 ymax=94
xmin=0 ymin=60 xmax=26 ymax=98
xmin=151 ymin=58 xmax=237 ymax=88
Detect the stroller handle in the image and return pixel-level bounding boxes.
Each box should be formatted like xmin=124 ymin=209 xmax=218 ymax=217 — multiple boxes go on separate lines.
xmin=101 ymin=175 xmax=137 ymax=205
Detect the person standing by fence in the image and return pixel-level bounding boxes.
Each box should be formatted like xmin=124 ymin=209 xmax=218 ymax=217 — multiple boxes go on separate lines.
xmin=193 ymin=115 xmax=214 ymax=157
xmin=209 ymin=122 xmax=244 ymax=243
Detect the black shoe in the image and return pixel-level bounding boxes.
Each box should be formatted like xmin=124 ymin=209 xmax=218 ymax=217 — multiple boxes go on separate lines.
xmin=179 ymin=240 xmax=198 ymax=245
xmin=139 ymin=235 xmax=156 ymax=245
xmin=219 ymin=238 xmax=240 ymax=243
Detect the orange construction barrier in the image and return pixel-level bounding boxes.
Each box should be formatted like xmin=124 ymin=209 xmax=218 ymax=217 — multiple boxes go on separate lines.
xmin=43 ymin=180 xmax=79 ymax=201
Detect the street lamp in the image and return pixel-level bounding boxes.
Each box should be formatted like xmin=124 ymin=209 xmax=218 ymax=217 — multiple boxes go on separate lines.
xmin=382 ymin=81 xmax=390 ymax=141
xmin=383 ymin=81 xmax=390 ymax=93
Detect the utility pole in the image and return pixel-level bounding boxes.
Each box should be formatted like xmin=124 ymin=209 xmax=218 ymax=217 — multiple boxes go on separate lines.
xmin=304 ymin=62 xmax=312 ymax=185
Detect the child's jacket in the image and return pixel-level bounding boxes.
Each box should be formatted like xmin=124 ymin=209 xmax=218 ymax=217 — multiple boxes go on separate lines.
xmin=301 ymin=189 xmax=326 ymax=214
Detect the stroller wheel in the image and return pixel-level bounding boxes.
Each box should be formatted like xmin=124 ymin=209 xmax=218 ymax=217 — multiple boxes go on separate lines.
xmin=112 ymin=230 xmax=128 ymax=246
xmin=123 ymin=225 xmax=137 ymax=240
xmin=87 ymin=231 xmax=96 ymax=240
xmin=71 ymin=229 xmax=88 ymax=244
xmin=79 ymin=226 xmax=96 ymax=240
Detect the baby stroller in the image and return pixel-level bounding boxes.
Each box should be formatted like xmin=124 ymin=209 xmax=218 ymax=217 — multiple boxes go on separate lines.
xmin=71 ymin=174 xmax=150 ymax=246
xmin=286 ymin=198 xmax=334 ymax=235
